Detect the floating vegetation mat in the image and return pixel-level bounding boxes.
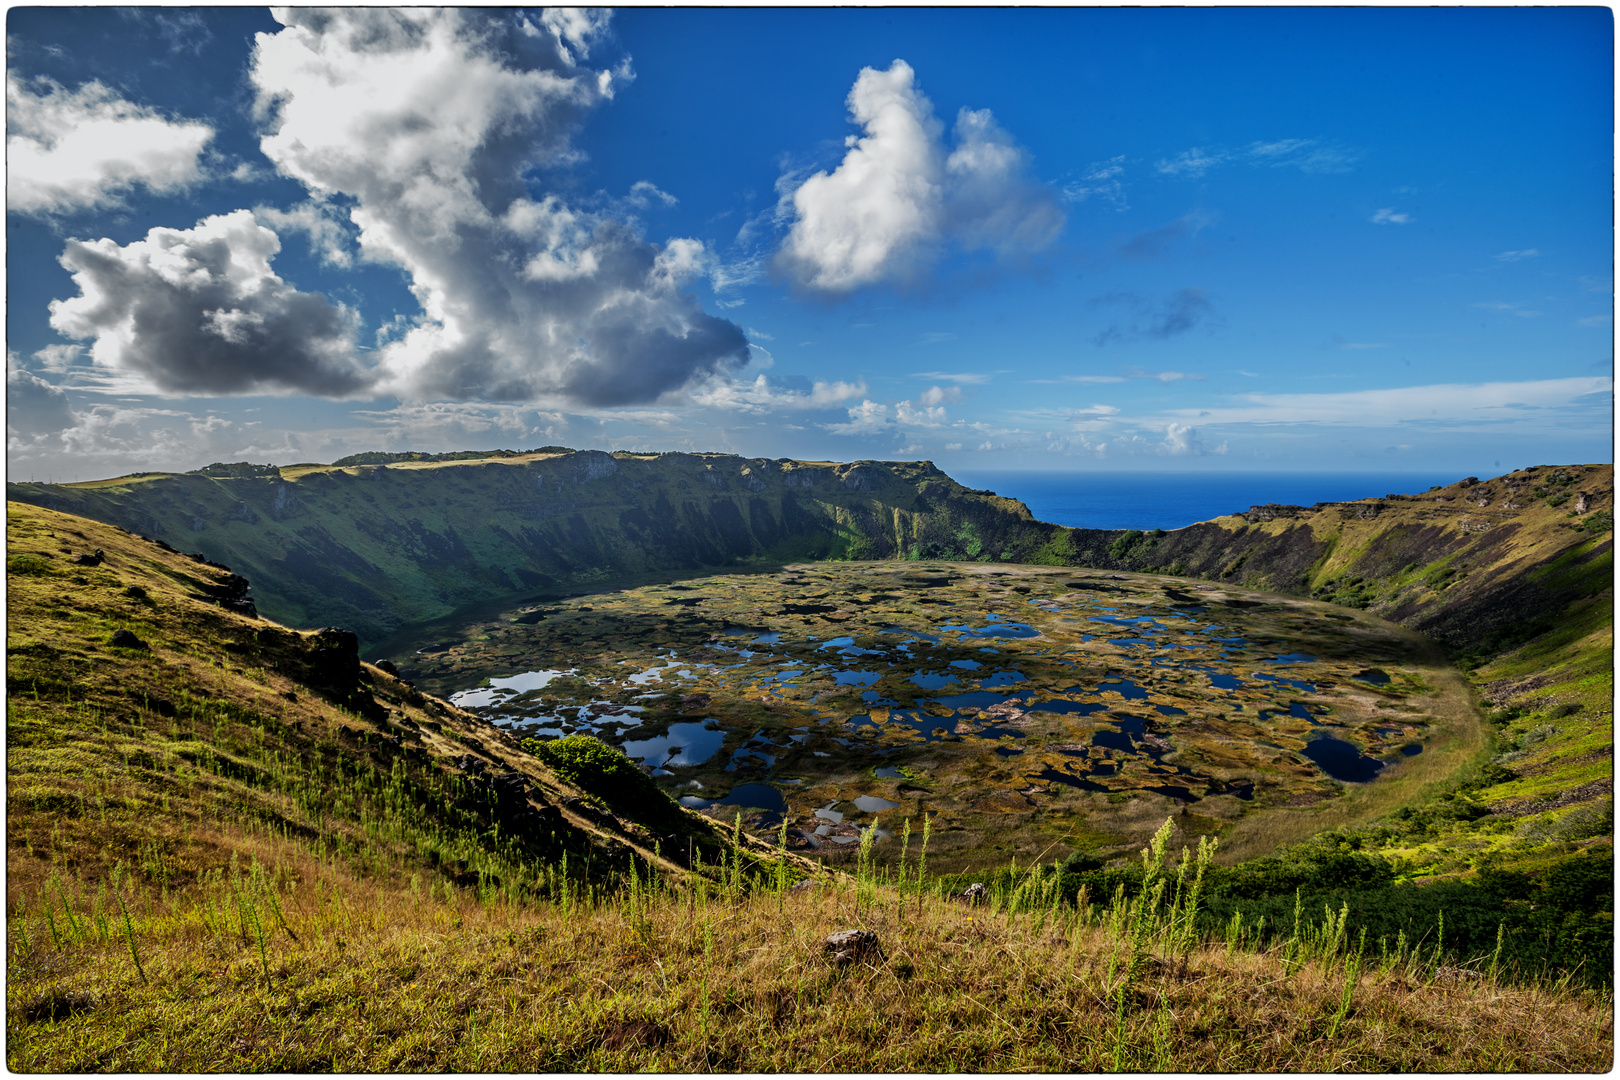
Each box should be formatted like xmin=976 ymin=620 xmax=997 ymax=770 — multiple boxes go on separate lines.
xmin=400 ymin=563 xmax=1466 ymax=871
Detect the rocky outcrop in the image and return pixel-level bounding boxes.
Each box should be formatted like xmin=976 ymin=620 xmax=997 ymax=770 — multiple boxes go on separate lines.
xmin=190 ymin=572 xmax=257 ymax=617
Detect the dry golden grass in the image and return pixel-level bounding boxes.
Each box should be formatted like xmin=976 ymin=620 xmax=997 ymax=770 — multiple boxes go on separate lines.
xmin=7 ymin=854 xmax=1612 ymax=1073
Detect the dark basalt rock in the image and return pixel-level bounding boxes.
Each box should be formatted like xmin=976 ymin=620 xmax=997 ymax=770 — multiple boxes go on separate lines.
xmin=189 ymin=571 xmax=257 ymax=617
xmin=71 ymin=549 xmax=104 ymax=566
xmin=109 ymin=629 xmax=147 ymax=650
xmin=308 ymin=627 xmax=361 ymax=688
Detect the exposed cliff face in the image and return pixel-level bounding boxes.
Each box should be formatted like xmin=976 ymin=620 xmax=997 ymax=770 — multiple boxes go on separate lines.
xmin=10 ymin=455 xmax=1609 ymax=661
xmin=7 ymin=451 xmax=1063 ymax=650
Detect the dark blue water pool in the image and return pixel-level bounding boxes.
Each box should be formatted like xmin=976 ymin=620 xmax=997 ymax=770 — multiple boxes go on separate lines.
xmin=1301 ymin=735 xmax=1385 ymax=782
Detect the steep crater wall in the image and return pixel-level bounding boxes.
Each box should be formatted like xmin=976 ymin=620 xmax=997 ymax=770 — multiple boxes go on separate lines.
xmin=9 ymin=455 xmax=1609 ymax=662
xmin=8 ymin=451 xmax=1062 ymax=650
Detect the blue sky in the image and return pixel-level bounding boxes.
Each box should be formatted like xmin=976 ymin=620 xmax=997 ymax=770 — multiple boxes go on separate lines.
xmin=6 ymin=7 xmax=1612 ymax=482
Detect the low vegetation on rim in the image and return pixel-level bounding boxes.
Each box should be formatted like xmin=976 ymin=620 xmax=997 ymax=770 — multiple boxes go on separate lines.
xmin=5 ymin=459 xmax=1613 ymax=1070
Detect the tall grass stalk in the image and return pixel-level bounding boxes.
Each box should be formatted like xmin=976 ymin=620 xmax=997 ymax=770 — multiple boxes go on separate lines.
xmin=915 ymin=815 xmax=931 ymax=916
xmin=1282 ymin=887 xmax=1304 ymax=973
xmin=856 ymin=820 xmax=878 ymax=916
xmin=114 ymin=889 xmax=148 ymax=985
xmin=776 ymin=818 xmax=790 ymax=911
xmin=1327 ymin=943 xmax=1363 ymax=1040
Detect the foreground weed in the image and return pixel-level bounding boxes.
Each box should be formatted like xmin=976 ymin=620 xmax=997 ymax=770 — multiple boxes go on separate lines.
xmin=7 ymin=847 xmax=1613 ymax=1073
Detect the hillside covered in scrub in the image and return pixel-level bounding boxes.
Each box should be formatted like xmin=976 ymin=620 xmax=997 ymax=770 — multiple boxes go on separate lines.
xmin=4 ymin=493 xmax=1612 ymax=1070
xmin=4 ymin=501 xmax=811 ymax=909
xmin=1083 ymin=463 xmax=1614 ymax=665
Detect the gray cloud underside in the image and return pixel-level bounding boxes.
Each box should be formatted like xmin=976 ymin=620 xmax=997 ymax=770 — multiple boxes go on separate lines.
xmin=42 ymin=9 xmax=750 ymax=406
xmin=48 ymin=211 xmax=372 ymax=397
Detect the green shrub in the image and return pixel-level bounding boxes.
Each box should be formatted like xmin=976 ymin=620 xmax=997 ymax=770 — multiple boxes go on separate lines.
xmin=7 ymin=555 xmax=51 ymax=576
xmin=1107 ymin=530 xmax=1143 ymax=561
xmin=1058 ymin=851 xmax=1105 ymax=874
xmin=1583 ymin=510 xmax=1613 ymax=535
xmin=522 ymin=735 xmax=680 ymax=823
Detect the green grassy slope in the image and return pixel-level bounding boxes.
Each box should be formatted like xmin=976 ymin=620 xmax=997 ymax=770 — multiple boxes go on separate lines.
xmin=5 ymin=501 xmax=806 ymax=908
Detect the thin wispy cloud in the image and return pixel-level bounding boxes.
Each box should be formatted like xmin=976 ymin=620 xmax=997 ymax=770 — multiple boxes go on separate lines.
xmin=1126 ymin=367 xmax=1205 ymax=382
xmin=1155 ymin=147 xmax=1224 ymax=178
xmin=1370 ymin=208 xmax=1412 ymax=225
xmin=1495 ymin=249 xmax=1540 ymax=262
xmin=1033 ymin=368 xmax=1203 ymax=385
xmin=1474 ymin=301 xmax=1541 ymax=318
xmin=1061 ymin=155 xmax=1128 ymax=210
xmin=1164 ymin=376 xmax=1611 ymax=429
xmin=1156 ymin=138 xmax=1358 ymax=178
xmin=913 ymin=371 xmax=994 ymax=385
xmin=1117 ymin=211 xmax=1215 ymax=260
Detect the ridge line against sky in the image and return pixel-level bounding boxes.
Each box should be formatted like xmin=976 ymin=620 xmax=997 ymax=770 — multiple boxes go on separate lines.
xmin=5 ymin=6 xmax=1613 ymax=481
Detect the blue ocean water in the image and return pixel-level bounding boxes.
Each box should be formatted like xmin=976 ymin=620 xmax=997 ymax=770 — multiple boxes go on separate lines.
xmin=950 ymin=471 xmax=1469 ymax=531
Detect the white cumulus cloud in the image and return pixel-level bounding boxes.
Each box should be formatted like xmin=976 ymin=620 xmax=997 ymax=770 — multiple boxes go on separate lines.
xmin=825 ymin=399 xmax=892 ymax=435
xmin=775 ymin=60 xmax=1063 ymax=293
xmin=896 ymin=400 xmax=948 ymax=427
xmin=48 ymin=210 xmax=371 ymax=397
xmin=248 ymin=8 xmax=748 ymax=406
xmin=688 ymin=373 xmax=868 ymax=413
xmin=7 ymin=75 xmax=214 ymax=216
